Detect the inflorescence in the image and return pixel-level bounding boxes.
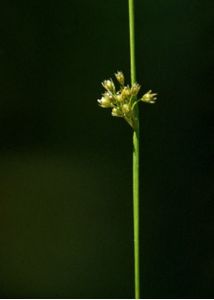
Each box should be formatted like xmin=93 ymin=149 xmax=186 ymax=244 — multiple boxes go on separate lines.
xmin=97 ymin=71 xmax=157 ymax=129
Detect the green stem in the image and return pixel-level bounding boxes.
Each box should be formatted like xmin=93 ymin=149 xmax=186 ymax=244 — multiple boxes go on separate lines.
xmin=133 ymin=128 xmax=140 ymax=299
xmin=129 ymin=0 xmax=140 ymax=298
xmin=129 ymin=0 xmax=136 ymax=85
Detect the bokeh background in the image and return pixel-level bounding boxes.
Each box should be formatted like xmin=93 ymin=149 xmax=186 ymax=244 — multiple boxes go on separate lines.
xmin=0 ymin=0 xmax=214 ymax=298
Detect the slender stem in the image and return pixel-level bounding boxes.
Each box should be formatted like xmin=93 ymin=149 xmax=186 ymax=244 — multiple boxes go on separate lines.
xmin=133 ymin=128 xmax=140 ymax=299
xmin=129 ymin=0 xmax=136 ymax=85
xmin=129 ymin=0 xmax=141 ymax=299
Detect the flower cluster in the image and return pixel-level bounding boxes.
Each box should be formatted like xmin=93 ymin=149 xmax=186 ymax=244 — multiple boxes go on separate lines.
xmin=97 ymin=71 xmax=157 ymax=129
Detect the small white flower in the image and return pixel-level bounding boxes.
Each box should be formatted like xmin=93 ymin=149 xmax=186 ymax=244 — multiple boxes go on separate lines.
xmin=102 ymin=79 xmax=115 ymax=93
xmin=97 ymin=96 xmax=112 ymax=108
xmin=141 ymin=90 xmax=157 ymax=104
xmin=115 ymin=71 xmax=125 ymax=86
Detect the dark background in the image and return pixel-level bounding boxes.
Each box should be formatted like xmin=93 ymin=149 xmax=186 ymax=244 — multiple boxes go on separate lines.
xmin=0 ymin=0 xmax=213 ymax=298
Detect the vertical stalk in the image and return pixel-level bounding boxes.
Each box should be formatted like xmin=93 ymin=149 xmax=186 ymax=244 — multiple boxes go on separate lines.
xmin=129 ymin=0 xmax=140 ymax=298
xmin=133 ymin=128 xmax=140 ymax=299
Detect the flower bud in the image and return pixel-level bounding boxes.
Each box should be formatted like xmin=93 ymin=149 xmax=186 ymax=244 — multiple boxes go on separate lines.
xmin=131 ymin=83 xmax=141 ymax=96
xmin=122 ymin=104 xmax=131 ymax=114
xmin=115 ymin=71 xmax=125 ymax=85
xmin=116 ymin=94 xmax=123 ymax=102
xmin=111 ymin=107 xmax=123 ymax=117
xmin=121 ymin=86 xmax=131 ymax=98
